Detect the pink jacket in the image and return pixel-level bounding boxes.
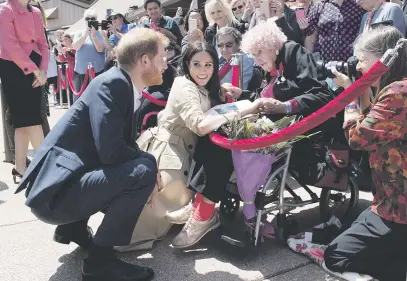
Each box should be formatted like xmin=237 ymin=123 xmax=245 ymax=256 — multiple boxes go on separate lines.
xmin=0 ymin=0 xmax=49 ymax=75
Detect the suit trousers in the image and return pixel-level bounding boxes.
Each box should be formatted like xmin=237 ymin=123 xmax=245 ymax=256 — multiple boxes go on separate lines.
xmin=324 ymin=208 xmax=407 ymax=281
xmin=31 ymin=154 xmax=157 ymax=247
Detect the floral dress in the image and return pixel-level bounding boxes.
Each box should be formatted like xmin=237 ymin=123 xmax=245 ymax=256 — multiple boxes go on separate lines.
xmin=344 ymin=80 xmax=407 ymax=224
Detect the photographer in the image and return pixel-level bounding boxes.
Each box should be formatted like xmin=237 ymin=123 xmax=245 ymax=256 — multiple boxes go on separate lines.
xmin=139 ymin=0 xmax=183 ymax=45
xmin=324 ymin=26 xmax=407 ymax=281
xmin=72 ymin=8 xmax=106 ymax=101
xmin=108 ymin=11 xmax=137 ymax=47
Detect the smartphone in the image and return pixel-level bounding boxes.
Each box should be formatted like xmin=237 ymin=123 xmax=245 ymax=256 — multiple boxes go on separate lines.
xmin=106 ymin=9 xmax=113 ymax=17
xmin=189 ymin=18 xmax=198 ymax=32
xmin=295 ymin=8 xmax=305 ymax=19
xmin=150 ymin=21 xmax=157 ymax=29
xmin=260 ymin=0 xmax=270 ymax=18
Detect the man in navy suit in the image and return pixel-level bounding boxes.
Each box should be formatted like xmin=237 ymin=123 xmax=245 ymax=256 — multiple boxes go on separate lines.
xmin=15 ymin=28 xmax=169 ymax=281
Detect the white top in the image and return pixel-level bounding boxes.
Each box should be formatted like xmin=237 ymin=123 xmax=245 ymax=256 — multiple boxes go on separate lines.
xmin=133 ymin=84 xmax=142 ymax=112
xmin=47 ymin=51 xmax=58 ymax=78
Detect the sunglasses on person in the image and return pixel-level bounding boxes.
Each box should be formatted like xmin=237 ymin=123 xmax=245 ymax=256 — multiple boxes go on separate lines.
xmin=232 ymin=5 xmax=244 ymax=11
xmin=112 ymin=16 xmax=121 ymax=20
xmin=85 ymin=17 xmax=96 ymax=21
xmin=165 ymin=46 xmax=175 ymax=51
xmin=217 ymin=42 xmax=235 ymax=48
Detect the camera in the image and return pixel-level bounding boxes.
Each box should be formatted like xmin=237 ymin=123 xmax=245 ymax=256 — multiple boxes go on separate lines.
xmin=88 ymin=20 xmax=99 ymax=29
xmin=88 ymin=20 xmax=112 ymax=31
xmin=101 ymin=20 xmax=112 ymax=31
xmin=316 ymin=56 xmax=362 ymax=81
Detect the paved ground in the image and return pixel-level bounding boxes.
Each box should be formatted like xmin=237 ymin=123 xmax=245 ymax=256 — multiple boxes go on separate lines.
xmin=0 ymin=96 xmax=374 ymax=281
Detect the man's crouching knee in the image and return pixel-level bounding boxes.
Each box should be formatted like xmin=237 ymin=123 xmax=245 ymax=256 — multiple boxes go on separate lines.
xmin=125 ymin=156 xmax=158 ymax=192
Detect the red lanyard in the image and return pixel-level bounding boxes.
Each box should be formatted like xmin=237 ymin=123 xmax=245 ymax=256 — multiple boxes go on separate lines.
xmin=364 ymin=2 xmax=385 ymax=32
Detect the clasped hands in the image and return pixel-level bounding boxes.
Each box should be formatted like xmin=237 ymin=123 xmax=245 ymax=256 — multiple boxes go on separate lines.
xmin=221 ymin=83 xmax=287 ymax=114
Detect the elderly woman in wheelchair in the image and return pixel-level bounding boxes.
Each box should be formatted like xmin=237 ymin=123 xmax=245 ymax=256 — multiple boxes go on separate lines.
xmin=165 ymin=18 xmax=352 ymax=249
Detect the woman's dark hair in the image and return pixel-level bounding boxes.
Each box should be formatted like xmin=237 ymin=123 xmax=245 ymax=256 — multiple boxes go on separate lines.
xmin=144 ymin=0 xmax=161 ymax=10
xmin=183 ymin=9 xmax=209 ymax=32
xmin=180 ymin=41 xmax=222 ymax=105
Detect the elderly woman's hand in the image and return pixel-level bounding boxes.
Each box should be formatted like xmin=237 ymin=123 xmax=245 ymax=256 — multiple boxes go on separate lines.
xmin=221 ymin=83 xmax=242 ymax=101
xmin=189 ymin=29 xmax=204 ymax=44
xmin=258 ymin=97 xmax=287 ymax=114
xmin=331 ymin=68 xmax=352 ymax=89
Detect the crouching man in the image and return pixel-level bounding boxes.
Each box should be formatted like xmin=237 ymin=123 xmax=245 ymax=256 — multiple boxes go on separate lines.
xmin=15 ymin=28 xmax=169 ymax=281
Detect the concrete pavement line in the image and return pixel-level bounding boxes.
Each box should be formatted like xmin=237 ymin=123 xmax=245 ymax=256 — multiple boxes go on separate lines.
xmin=0 ymin=218 xmax=39 ymax=228
xmin=256 ymin=260 xmax=312 ymax=281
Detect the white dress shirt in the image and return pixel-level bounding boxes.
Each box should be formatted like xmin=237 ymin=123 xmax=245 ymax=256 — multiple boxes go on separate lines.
xmin=133 ymin=84 xmax=142 ymax=112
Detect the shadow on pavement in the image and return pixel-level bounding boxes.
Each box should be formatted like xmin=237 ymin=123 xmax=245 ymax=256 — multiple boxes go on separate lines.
xmin=46 ymin=199 xmax=372 ymax=281
xmin=0 ymin=181 xmax=9 ymax=193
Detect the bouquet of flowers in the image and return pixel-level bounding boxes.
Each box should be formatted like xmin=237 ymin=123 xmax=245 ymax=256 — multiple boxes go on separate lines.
xmin=221 ymin=114 xmax=308 ymax=155
xmin=220 ymin=115 xmax=311 ymax=224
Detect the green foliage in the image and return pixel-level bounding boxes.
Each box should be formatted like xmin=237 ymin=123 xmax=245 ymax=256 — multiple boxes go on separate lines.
xmin=221 ymin=115 xmax=312 ymax=154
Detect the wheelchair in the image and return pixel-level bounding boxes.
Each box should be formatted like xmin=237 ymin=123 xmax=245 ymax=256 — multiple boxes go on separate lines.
xmin=214 ymin=142 xmax=364 ymax=248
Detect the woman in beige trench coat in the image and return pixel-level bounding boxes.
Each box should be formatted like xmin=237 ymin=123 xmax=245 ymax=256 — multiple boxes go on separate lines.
xmin=116 ymin=42 xmax=261 ymax=251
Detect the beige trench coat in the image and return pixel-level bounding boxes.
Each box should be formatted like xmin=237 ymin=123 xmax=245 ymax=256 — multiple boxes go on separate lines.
xmin=115 ymin=76 xmax=211 ymax=252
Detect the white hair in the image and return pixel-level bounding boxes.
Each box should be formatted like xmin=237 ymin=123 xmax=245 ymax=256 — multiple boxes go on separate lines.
xmin=84 ymin=8 xmax=97 ymax=19
xmin=205 ymin=0 xmax=237 ymax=26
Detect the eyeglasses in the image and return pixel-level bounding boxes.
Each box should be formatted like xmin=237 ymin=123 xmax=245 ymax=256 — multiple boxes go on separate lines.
xmin=166 ymin=46 xmax=175 ymax=51
xmin=232 ymin=5 xmax=244 ymax=11
xmin=85 ymin=17 xmax=96 ymax=21
xmin=217 ymin=42 xmax=235 ymax=48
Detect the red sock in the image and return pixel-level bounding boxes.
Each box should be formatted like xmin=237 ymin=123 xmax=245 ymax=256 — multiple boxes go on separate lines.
xmin=193 ymin=200 xmax=215 ymax=221
xmin=192 ymin=193 xmax=204 ymax=208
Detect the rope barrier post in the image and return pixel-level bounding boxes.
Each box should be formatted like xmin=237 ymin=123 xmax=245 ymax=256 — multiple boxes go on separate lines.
xmin=87 ymin=63 xmax=93 ymax=82
xmin=237 ymin=53 xmax=244 ymax=90
xmin=66 ymin=65 xmax=71 ymax=108
xmin=58 ymin=64 xmax=63 ymax=109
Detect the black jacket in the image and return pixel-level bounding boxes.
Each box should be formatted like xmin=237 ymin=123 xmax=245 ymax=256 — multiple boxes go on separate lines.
xmin=205 ymin=20 xmax=246 ymax=47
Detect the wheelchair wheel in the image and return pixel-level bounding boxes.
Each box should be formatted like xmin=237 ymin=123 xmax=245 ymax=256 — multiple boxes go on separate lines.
xmin=319 ymin=175 xmax=359 ymax=222
xmin=220 ymin=196 xmax=240 ymax=220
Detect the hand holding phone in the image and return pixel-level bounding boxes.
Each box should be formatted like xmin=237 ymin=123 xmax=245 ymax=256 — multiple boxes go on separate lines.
xmin=295 ymin=8 xmax=306 ymax=20
xmin=260 ymin=0 xmax=270 ymax=18
xmin=189 ymin=18 xmax=198 ymax=32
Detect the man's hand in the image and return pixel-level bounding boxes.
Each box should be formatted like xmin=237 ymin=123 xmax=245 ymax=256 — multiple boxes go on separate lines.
xmin=258 ymin=97 xmax=286 ymax=114
xmin=147 ymin=172 xmax=162 ymax=207
xmin=221 ymin=83 xmax=243 ymax=101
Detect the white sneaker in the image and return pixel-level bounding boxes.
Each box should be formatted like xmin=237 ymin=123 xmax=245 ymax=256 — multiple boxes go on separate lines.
xmin=164 ymin=203 xmax=195 ymax=224
xmin=172 ymin=212 xmax=220 ymax=249
xmin=321 ymin=262 xmax=375 ymax=281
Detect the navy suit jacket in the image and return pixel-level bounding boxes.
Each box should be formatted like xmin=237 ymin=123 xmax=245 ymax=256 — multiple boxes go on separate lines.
xmin=15 ymin=67 xmax=144 ymax=210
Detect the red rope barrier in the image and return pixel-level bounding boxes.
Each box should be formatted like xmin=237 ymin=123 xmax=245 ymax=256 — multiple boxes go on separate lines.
xmin=66 ymin=66 xmax=90 ymax=97
xmin=210 ymin=61 xmax=389 ymax=150
xmin=89 ymin=67 xmax=96 ymax=79
xmin=141 ymin=90 xmax=167 ymax=106
xmin=55 ymin=67 xmax=67 ymax=93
